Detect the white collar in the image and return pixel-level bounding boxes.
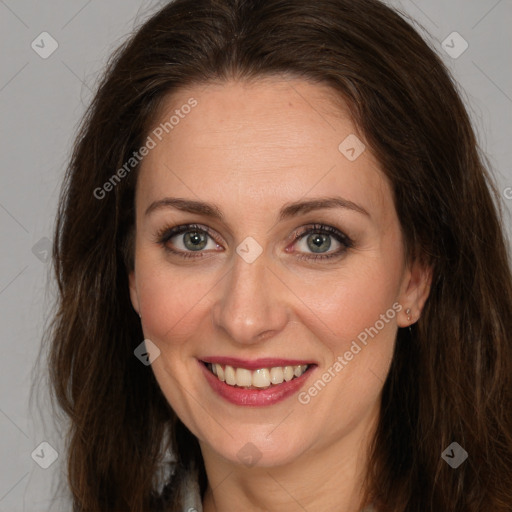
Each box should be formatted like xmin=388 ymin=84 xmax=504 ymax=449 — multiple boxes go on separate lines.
xmin=180 ymin=466 xmax=203 ymax=512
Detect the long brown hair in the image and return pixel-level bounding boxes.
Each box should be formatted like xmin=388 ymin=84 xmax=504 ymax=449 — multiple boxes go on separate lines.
xmin=46 ymin=0 xmax=512 ymax=510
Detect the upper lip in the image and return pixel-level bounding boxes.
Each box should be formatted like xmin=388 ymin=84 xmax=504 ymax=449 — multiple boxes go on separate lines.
xmin=200 ymin=357 xmax=316 ymax=370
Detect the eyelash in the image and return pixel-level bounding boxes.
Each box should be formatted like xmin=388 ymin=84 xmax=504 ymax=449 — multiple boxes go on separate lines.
xmin=154 ymin=223 xmax=354 ymax=262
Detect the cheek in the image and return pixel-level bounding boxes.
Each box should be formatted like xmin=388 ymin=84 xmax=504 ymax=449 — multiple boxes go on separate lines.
xmin=135 ymin=255 xmax=214 ymax=348
xmin=295 ymin=260 xmax=400 ymax=433
xmin=295 ymin=254 xmax=402 ymax=350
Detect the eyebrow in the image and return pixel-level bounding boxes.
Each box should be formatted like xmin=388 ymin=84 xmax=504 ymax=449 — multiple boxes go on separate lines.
xmin=145 ymin=196 xmax=370 ymax=220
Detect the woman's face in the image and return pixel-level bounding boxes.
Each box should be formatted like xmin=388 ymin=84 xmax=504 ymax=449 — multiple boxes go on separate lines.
xmin=129 ymin=79 xmax=430 ymax=468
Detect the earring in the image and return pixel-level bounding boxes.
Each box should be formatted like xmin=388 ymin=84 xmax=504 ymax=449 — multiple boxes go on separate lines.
xmin=406 ymin=308 xmax=411 ymax=322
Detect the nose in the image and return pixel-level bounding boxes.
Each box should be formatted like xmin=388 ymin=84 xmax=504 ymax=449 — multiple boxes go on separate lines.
xmin=211 ymin=247 xmax=289 ymax=346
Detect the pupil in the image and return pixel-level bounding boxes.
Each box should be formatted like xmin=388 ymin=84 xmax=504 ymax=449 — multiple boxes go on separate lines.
xmin=307 ymin=233 xmax=331 ymax=253
xmin=184 ymin=231 xmax=207 ymax=251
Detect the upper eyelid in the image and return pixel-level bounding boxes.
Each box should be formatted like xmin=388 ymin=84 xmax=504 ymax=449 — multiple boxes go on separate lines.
xmin=157 ymin=223 xmax=219 ymax=243
xmin=158 ymin=223 xmax=352 ymax=249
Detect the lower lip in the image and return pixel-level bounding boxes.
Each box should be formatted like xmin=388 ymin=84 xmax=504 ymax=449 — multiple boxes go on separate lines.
xmin=199 ymin=361 xmax=315 ymax=406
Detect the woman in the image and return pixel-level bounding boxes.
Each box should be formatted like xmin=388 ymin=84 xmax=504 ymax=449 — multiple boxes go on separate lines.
xmin=47 ymin=0 xmax=512 ymax=510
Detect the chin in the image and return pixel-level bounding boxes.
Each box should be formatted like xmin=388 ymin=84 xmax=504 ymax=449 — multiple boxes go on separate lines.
xmin=199 ymin=425 xmax=313 ymax=469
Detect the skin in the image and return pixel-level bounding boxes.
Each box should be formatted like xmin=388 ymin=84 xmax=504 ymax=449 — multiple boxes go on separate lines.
xmin=129 ymin=78 xmax=432 ymax=512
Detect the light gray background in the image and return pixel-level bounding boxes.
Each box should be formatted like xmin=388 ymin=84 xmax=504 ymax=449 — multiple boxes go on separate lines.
xmin=0 ymin=1 xmax=511 ymax=510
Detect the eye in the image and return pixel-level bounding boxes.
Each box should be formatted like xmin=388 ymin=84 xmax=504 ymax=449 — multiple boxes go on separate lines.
xmin=155 ymin=223 xmax=221 ymax=259
xmin=155 ymin=222 xmax=354 ymax=262
xmin=290 ymin=224 xmax=354 ymax=261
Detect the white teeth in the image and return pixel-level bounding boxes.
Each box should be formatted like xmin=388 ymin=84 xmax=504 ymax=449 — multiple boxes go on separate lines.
xmin=252 ymin=368 xmax=271 ymax=388
xmin=294 ymin=364 xmax=308 ymax=377
xmin=224 ymin=365 xmax=236 ymax=385
xmin=209 ymin=363 xmax=309 ymax=388
xmin=283 ymin=366 xmax=294 ymax=381
xmin=235 ymin=367 xmax=252 ymax=387
xmin=270 ymin=367 xmax=284 ymax=384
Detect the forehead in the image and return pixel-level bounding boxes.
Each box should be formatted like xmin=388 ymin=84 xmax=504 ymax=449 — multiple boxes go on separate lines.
xmin=136 ymin=79 xmax=392 ymax=222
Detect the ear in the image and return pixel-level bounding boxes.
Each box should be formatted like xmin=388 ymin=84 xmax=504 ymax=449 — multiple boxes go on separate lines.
xmin=129 ymin=270 xmax=140 ymax=316
xmin=396 ymin=258 xmax=433 ymax=328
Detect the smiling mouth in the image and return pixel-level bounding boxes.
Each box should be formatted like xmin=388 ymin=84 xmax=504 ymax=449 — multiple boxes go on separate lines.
xmin=204 ymin=362 xmax=312 ymax=389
